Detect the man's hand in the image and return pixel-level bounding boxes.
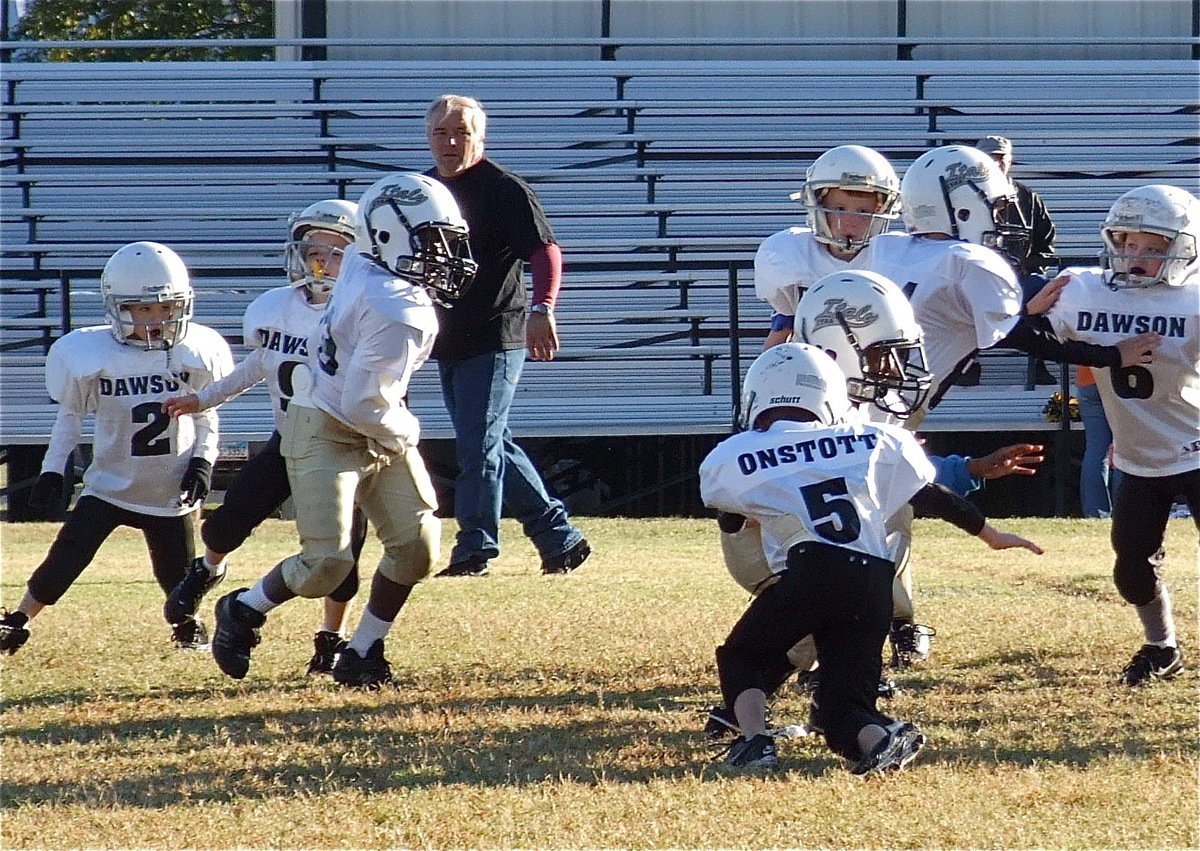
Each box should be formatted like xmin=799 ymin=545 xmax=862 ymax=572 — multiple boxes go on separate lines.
xmin=27 ymin=472 xmax=64 ymax=511
xmin=526 ymin=311 xmax=560 ymax=362
xmin=1116 ymin=331 xmax=1162 ymax=367
xmin=1024 ymin=274 xmax=1069 ymax=316
xmin=178 ymin=458 xmax=213 ymax=508
xmin=163 ymin=394 xmax=201 ymax=418
xmin=966 ymin=444 xmax=1045 ymax=480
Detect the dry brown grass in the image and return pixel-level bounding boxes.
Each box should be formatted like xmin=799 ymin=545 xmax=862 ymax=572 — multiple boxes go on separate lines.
xmin=1 ymin=516 xmax=1196 ymax=849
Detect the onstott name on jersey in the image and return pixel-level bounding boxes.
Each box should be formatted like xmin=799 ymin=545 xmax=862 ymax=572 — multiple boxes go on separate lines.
xmin=736 ymin=431 xmax=880 ymax=475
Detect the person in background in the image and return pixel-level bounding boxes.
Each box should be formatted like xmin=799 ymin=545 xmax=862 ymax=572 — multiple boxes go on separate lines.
xmin=424 ymin=93 xmax=591 ymax=578
xmin=974 ymin=134 xmax=1060 ymax=385
xmin=1075 ymin=365 xmax=1123 ymax=518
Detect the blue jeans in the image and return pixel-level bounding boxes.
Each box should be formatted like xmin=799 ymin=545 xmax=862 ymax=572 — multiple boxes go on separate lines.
xmin=1078 ymin=383 xmax=1123 ymax=517
xmin=438 ymin=348 xmax=582 ymax=564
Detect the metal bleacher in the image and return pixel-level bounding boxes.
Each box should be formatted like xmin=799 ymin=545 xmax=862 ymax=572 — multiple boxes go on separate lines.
xmin=2 ymin=54 xmax=1198 ymax=462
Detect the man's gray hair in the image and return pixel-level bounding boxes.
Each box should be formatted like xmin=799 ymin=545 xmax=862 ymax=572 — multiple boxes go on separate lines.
xmin=426 ymin=94 xmax=487 ymax=139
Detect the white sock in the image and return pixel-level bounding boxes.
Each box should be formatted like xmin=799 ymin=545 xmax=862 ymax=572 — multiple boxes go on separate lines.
xmin=238 ymin=582 xmax=277 ymax=615
xmin=1136 ymin=584 xmax=1176 ymax=647
xmin=346 ymin=609 xmax=392 ymax=657
xmin=203 ymin=554 xmax=228 ymax=576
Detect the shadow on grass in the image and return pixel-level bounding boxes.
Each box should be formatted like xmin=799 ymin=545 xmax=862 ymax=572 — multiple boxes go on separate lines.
xmin=0 ymin=671 xmax=846 ymax=808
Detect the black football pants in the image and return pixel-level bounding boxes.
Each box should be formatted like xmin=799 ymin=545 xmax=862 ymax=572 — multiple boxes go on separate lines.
xmin=716 ymin=541 xmax=896 ymax=762
xmin=1110 ymin=468 xmax=1200 ymax=606
xmin=28 ymin=494 xmax=196 ymax=607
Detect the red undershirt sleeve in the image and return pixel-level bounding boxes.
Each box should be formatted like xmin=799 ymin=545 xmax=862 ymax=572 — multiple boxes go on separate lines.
xmin=528 ymin=243 xmax=562 ymax=309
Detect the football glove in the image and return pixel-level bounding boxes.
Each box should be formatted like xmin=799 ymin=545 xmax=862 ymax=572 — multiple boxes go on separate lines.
xmin=178 ymin=458 xmax=213 ymax=508
xmin=27 ymin=472 xmax=64 ymax=512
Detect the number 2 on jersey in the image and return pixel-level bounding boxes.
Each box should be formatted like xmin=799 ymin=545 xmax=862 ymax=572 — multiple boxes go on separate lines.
xmin=130 ymin=401 xmax=171 ymax=457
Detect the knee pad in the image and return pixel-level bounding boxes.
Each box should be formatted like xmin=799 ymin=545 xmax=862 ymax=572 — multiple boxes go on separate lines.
xmin=786 ymin=635 xmax=818 ymax=672
xmin=377 ymin=511 xmax=440 ymax=586
xmin=283 ymin=551 xmax=357 ymax=599
xmin=721 ymin=526 xmax=773 ymax=595
xmin=1113 ymin=554 xmax=1161 ymax=606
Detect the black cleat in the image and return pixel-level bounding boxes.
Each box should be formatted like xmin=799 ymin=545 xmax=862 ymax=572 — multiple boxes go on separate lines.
xmin=890 ymin=620 xmax=936 ymax=668
xmin=307 ymin=630 xmax=347 ymax=676
xmin=172 ymin=616 xmax=210 ymax=650
xmin=211 ymin=589 xmax=265 ymax=680
xmin=0 ymin=609 xmax=30 ymax=656
xmin=165 ymin=557 xmax=226 ymax=625
xmin=332 ymin=639 xmax=394 ymax=690
xmin=851 ymin=722 xmax=925 ymax=776
xmin=1118 ymin=644 xmax=1183 ymax=687
xmin=435 ymin=556 xmax=490 ymax=577
xmin=720 ymin=733 xmax=778 ymax=769
xmin=541 ymin=538 xmax=592 ymax=574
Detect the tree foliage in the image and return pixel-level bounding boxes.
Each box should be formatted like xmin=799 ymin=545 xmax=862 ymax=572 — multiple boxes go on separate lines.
xmin=12 ymin=0 xmax=274 ymax=61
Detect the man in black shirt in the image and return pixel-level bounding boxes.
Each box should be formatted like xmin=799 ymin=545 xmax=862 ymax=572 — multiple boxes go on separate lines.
xmin=424 ymin=94 xmax=591 ymax=578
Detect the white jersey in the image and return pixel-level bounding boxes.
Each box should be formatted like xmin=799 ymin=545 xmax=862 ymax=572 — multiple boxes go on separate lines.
xmin=861 ymin=234 xmax=1022 ymax=404
xmin=700 ymin=417 xmax=935 ymax=571
xmin=1045 ymin=267 xmax=1200 ymax=478
xmin=196 ymin=285 xmax=323 ymax=431
xmin=311 ymin=250 xmax=438 ymax=449
xmin=41 ymin=324 xmax=233 ymax=516
xmin=755 ymin=229 xmax=911 ymax=318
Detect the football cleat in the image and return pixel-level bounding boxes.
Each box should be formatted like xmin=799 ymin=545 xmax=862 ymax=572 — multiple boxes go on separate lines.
xmin=890 ymin=620 xmax=936 ymax=668
xmin=307 ymin=630 xmax=347 ymax=676
xmin=1118 ymin=644 xmax=1183 ymax=687
xmin=719 ymin=733 xmax=778 ymax=769
xmin=0 ymin=609 xmax=31 ymax=656
xmin=211 ymin=589 xmax=265 ymax=680
xmin=851 ymin=722 xmax=925 ymax=776
xmin=435 ymin=556 xmax=490 ymax=578
xmin=332 ymin=639 xmax=394 ymax=690
xmin=541 ymin=538 xmax=592 ymax=575
xmin=171 ymin=616 xmax=210 ymax=651
xmin=164 ymin=557 xmax=227 ymax=625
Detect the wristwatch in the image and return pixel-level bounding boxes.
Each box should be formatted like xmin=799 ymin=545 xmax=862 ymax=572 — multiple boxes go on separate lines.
xmin=529 ymin=304 xmax=553 ymax=315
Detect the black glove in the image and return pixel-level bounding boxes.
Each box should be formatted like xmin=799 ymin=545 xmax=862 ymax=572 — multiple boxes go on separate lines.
xmin=178 ymin=458 xmax=213 ymax=508
xmin=716 ymin=510 xmax=748 ymax=534
xmin=27 ymin=472 xmax=64 ymax=512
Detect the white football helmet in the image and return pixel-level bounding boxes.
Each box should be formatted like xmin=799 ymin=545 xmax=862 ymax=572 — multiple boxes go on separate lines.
xmin=796 ymin=270 xmax=931 ymax=419
xmin=1101 ymin=184 xmax=1200 ymax=288
xmin=354 ymin=172 xmax=478 ymax=305
xmin=739 ymin=342 xmax=850 ymax=431
xmin=285 ymin=198 xmax=358 ymax=299
xmin=793 ymin=145 xmax=901 ymax=252
xmin=100 ymin=241 xmax=193 ymax=350
xmin=900 ymin=145 xmax=1029 ymax=256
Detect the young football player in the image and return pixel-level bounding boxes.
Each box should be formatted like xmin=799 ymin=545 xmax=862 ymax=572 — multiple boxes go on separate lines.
xmin=858 ymin=144 xmax=1157 ymax=663
xmin=700 ymin=343 xmax=1041 ymax=773
xmin=1041 ymin=184 xmax=1199 ymax=686
xmin=0 ymin=242 xmax=233 ymax=656
xmin=708 ymin=271 xmax=1045 ymax=737
xmin=754 ymin=144 xmax=903 ymax=350
xmin=208 ymin=171 xmax=477 ymax=689
xmin=162 ymin=199 xmax=371 ymax=676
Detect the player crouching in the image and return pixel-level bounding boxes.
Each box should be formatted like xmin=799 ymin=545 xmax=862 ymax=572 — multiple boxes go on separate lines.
xmin=699 ymin=343 xmax=1042 ymax=774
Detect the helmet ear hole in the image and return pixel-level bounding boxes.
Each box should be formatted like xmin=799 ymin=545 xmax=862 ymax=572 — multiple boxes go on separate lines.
xmin=376 ymin=230 xmax=391 ymax=245
xmin=957 ymin=208 xmax=971 ymax=222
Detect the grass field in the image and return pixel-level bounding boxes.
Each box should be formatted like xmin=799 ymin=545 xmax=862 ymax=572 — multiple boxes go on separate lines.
xmin=1 ymin=516 xmax=1197 ymax=849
